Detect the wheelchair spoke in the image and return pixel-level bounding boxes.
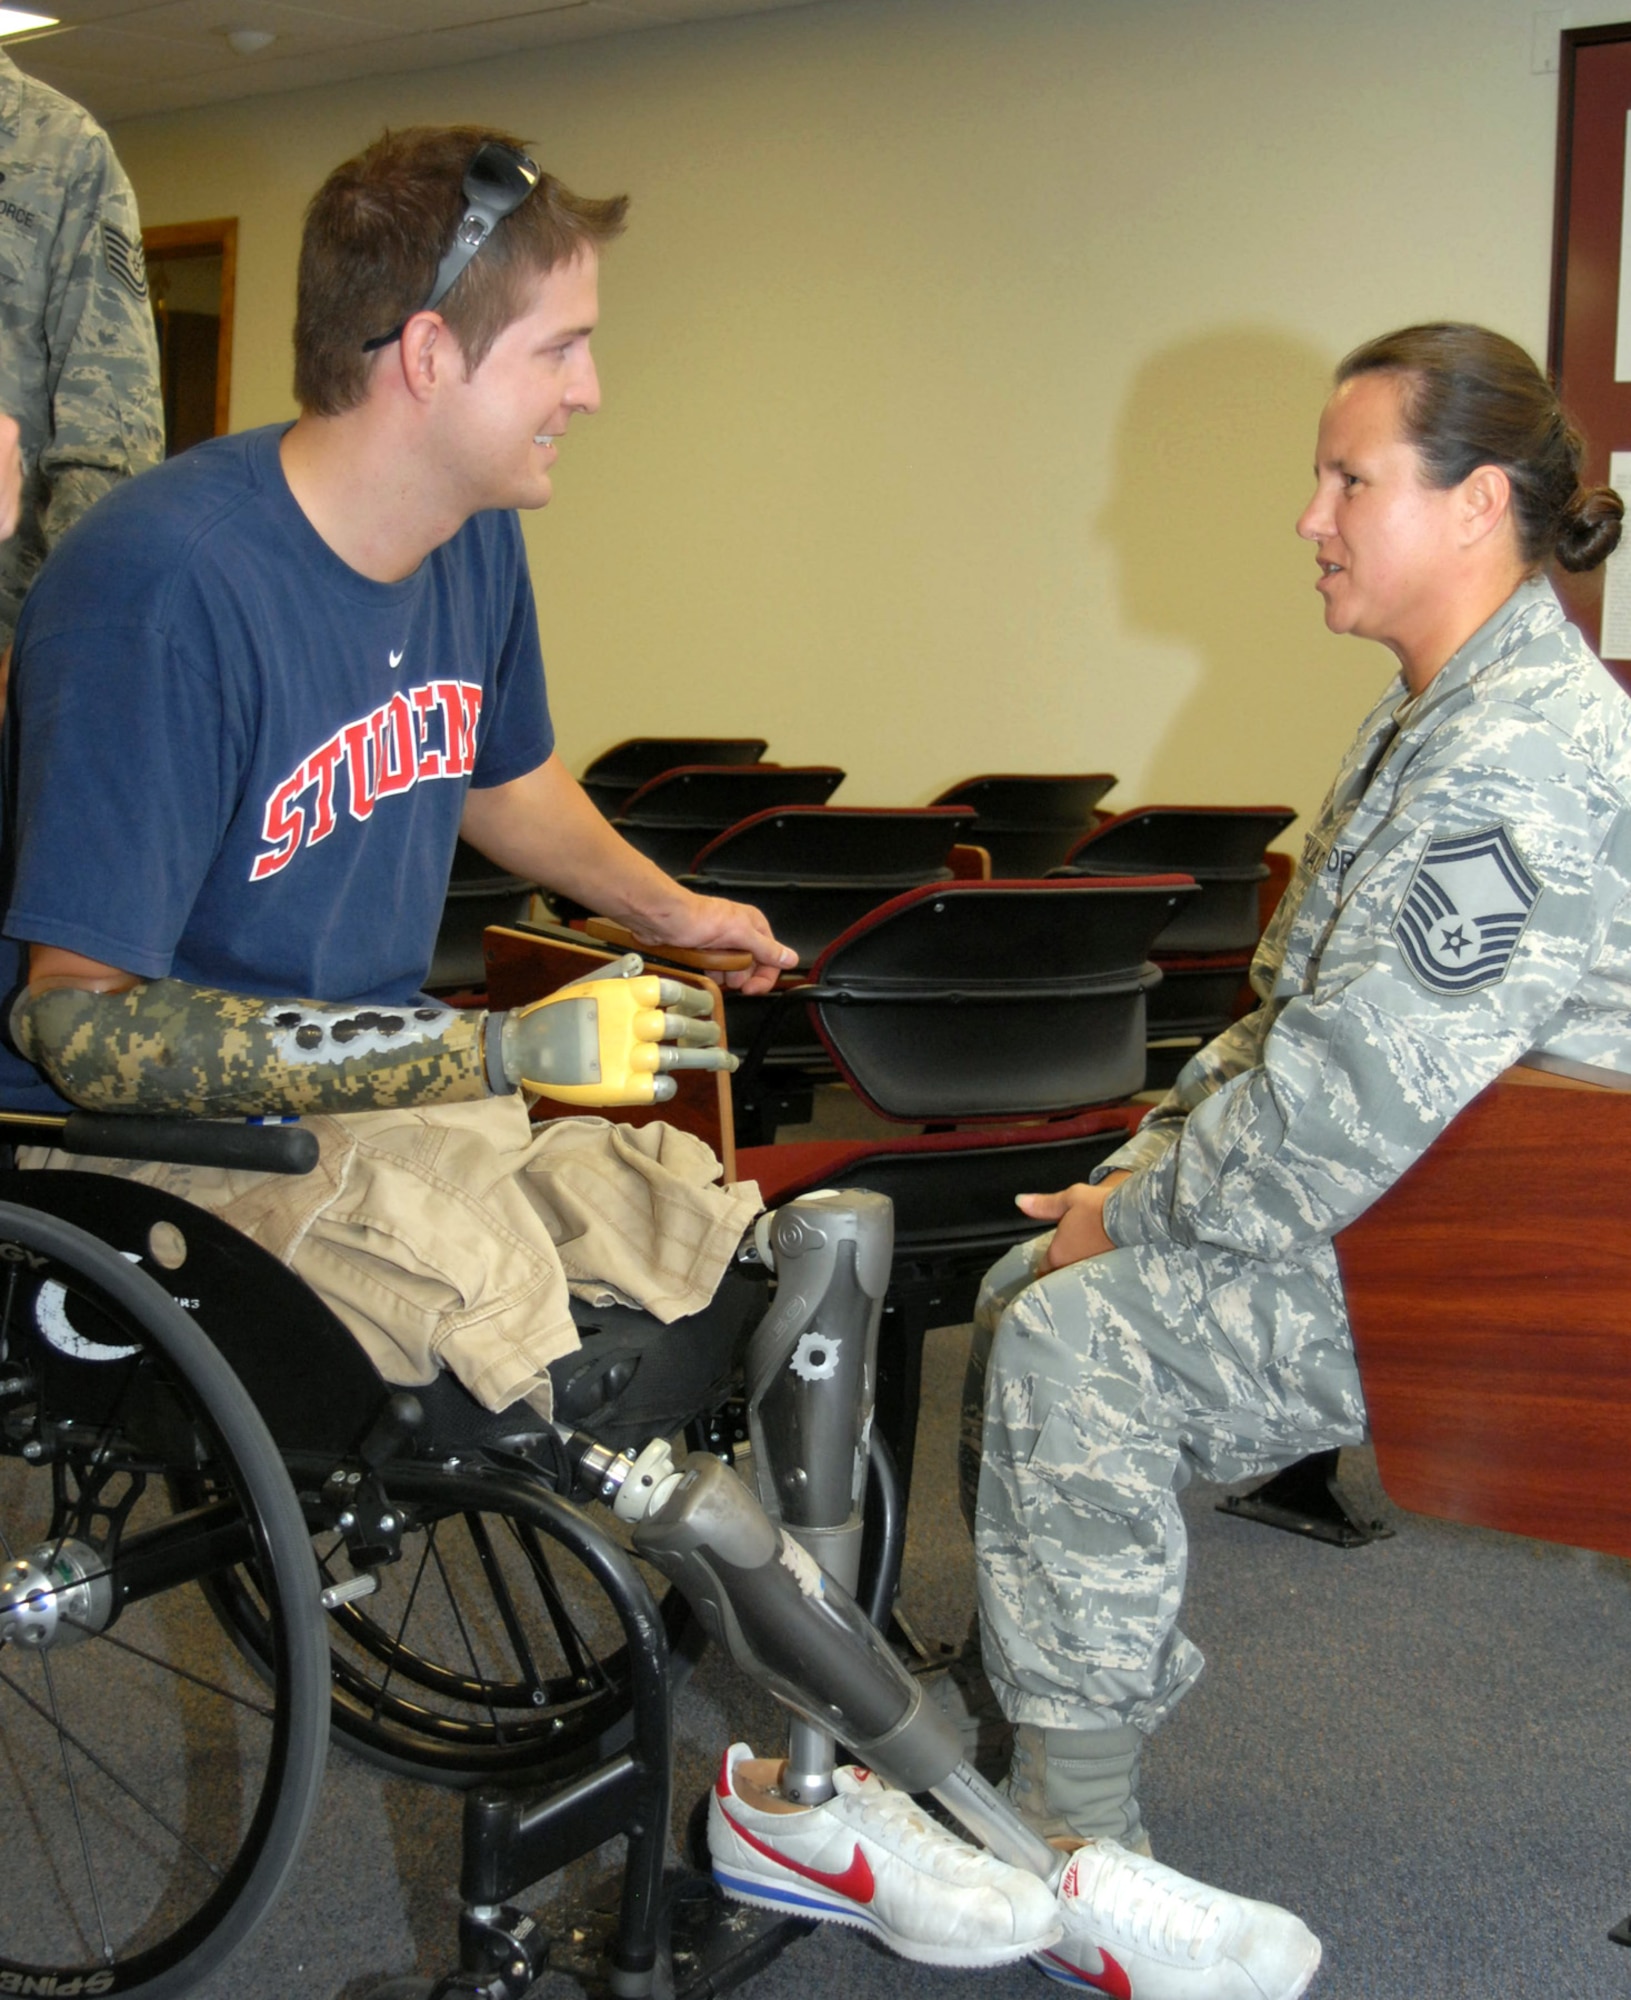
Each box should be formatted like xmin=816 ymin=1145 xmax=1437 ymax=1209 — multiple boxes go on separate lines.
xmin=0 ymin=1658 xmax=226 ymax=1882
xmin=35 ymin=1650 xmax=115 ymax=1967
xmin=362 ymin=1511 xmax=438 ymax=1721
xmin=462 ymin=1510 xmax=546 ymax=1704
xmin=508 ymin=1514 xmax=613 ymax=1695
xmin=90 ymin=1622 xmax=279 ymax=1722
xmin=425 ymin=1519 xmax=511 ymax=1742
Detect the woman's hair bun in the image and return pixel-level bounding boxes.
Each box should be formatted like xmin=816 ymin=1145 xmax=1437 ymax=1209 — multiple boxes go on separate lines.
xmin=1556 ymin=483 xmax=1625 ymax=574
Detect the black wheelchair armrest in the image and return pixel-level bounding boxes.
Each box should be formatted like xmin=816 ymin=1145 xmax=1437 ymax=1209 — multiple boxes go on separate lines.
xmin=0 ymin=1109 xmax=319 ymax=1175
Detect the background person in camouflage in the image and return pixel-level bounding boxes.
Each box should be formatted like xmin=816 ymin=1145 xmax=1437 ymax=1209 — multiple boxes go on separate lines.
xmin=0 ymin=46 xmax=163 ymax=666
xmin=964 ymin=325 xmax=1631 ymax=1899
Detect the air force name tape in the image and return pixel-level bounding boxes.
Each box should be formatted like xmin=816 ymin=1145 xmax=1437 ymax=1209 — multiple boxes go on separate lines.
xmin=1393 ymin=823 xmax=1540 ymax=995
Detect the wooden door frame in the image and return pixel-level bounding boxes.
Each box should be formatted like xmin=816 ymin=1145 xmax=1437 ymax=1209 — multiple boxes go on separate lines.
xmin=142 ymin=216 xmax=238 ymax=438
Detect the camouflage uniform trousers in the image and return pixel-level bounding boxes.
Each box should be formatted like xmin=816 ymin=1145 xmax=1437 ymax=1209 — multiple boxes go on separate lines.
xmin=962 ymin=1233 xmax=1367 ymax=1736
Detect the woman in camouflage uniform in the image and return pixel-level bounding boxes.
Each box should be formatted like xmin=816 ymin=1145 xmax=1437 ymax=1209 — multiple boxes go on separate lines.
xmin=967 ymin=324 xmax=1630 ymax=1878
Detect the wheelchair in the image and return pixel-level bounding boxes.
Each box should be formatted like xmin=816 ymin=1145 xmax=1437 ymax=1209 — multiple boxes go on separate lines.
xmin=0 ymin=887 xmax=1158 ymax=1999
xmin=0 ymin=1115 xmax=940 ymax=2000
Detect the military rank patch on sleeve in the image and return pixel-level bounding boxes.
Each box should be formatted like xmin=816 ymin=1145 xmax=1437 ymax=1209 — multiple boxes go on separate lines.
xmin=1393 ymin=824 xmax=1540 ymax=995
xmin=101 ymin=221 xmax=148 ymax=301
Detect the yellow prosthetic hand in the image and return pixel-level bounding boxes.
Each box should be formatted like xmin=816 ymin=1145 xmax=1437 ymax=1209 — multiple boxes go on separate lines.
xmin=491 ymin=954 xmax=736 ymax=1107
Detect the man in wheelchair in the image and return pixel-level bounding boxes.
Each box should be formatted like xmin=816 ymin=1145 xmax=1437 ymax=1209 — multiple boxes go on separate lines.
xmin=0 ymin=124 xmax=791 ymax=1422
xmin=0 ymin=127 xmax=1319 ymax=2000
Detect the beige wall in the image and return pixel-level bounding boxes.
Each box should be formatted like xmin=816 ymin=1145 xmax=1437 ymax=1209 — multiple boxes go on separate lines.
xmin=109 ymin=0 xmax=1581 ymax=832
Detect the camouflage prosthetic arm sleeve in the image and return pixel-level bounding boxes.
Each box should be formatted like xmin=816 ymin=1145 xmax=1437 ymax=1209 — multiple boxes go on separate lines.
xmin=9 ymin=960 xmax=734 ymax=1119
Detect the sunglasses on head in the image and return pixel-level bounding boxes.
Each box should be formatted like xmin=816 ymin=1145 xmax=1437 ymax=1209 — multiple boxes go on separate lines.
xmin=362 ymin=140 xmax=541 ymax=353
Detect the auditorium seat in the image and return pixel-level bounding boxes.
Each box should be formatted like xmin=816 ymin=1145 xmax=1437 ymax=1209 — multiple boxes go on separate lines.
xmin=929 ymin=771 xmax=1118 ymax=876
xmin=579 ymin=734 xmax=769 ymax=817
xmin=1054 ymin=805 xmax=1296 ymax=1087
xmin=683 ymin=803 xmax=979 ymax=967
xmin=612 ymin=763 xmax=845 ymax=872
xmin=481 ymin=877 xmax=1196 ymax=1497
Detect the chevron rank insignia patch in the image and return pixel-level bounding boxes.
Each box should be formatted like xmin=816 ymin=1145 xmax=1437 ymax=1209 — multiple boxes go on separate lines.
xmin=102 ymin=221 xmax=148 ymax=301
xmin=1393 ymin=824 xmax=1540 ymax=995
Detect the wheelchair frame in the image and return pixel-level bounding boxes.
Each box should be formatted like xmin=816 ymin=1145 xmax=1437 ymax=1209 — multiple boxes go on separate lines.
xmin=0 ymin=1156 xmax=908 ymax=2000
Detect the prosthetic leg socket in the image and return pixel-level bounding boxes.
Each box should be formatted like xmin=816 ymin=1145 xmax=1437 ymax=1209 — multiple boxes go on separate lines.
xmin=743 ymin=1190 xmax=890 ymax=1802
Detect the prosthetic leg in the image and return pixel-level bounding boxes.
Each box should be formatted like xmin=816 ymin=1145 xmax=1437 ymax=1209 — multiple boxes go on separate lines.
xmin=743 ymin=1187 xmax=890 ymax=1805
xmin=577 ymin=1189 xmax=1061 ymax=1884
xmin=421 ymin=1192 xmax=1062 ymax=2000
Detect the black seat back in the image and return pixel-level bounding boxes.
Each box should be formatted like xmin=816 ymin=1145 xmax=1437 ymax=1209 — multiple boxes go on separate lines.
xmin=614 ymin=764 xmax=846 ymax=872
xmin=803 ymin=876 xmax=1197 ymax=1121
xmin=1056 ymin=805 xmax=1295 ymax=950
xmin=930 ymin=772 xmax=1118 ymax=876
xmin=580 ymin=735 xmax=769 ymax=817
xmin=687 ymin=804 xmax=978 ymax=966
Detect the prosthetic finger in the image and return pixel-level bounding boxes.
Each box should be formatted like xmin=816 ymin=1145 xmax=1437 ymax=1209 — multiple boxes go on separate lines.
xmin=574 ymin=951 xmax=647 ymax=985
xmin=652 ymin=979 xmax=715 ymax=1017
xmin=650 ymin=1009 xmax=722 ymax=1048
xmin=650 ymin=1045 xmax=736 ymax=1073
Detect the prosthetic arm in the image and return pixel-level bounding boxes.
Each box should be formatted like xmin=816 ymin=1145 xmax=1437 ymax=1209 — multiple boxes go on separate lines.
xmin=9 ymin=953 xmax=735 ymax=1117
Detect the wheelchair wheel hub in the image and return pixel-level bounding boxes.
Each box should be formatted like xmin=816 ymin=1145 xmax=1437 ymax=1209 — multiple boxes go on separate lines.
xmin=0 ymin=1537 xmax=112 ymax=1651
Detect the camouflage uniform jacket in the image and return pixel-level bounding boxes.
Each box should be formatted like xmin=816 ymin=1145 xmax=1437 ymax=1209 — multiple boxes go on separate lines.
xmin=0 ymin=50 xmax=163 ymax=645
xmin=1099 ymin=576 xmax=1631 ymax=1260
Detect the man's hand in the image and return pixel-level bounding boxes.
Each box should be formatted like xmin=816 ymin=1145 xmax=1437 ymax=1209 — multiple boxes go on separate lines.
xmin=626 ymin=893 xmax=797 ymax=996
xmin=460 ymin=757 xmax=798 ymax=996
xmin=0 ymin=415 xmax=21 ymax=541
xmin=1015 ymin=1171 xmax=1132 ymax=1272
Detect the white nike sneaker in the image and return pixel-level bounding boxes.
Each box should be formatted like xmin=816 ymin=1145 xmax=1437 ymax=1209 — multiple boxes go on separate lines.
xmin=1036 ymin=1839 xmax=1322 ymax=1999
xmin=706 ymin=1740 xmax=1062 ymax=1968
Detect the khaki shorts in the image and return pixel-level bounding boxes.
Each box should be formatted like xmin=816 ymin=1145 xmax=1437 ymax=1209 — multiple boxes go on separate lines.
xmin=25 ymin=1095 xmax=761 ymax=1419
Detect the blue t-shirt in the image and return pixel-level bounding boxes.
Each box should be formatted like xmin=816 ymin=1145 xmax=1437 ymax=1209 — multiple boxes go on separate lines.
xmin=0 ymin=423 xmax=554 ymax=1109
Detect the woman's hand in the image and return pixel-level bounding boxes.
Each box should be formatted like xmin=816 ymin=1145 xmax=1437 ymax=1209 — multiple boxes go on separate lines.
xmin=1015 ymin=1170 xmax=1132 ymax=1271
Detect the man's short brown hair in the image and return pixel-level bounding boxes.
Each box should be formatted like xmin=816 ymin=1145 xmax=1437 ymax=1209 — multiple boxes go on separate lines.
xmin=294 ymin=124 xmax=628 ymax=416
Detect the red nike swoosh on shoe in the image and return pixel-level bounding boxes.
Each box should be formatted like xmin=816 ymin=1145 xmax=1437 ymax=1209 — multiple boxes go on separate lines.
xmin=720 ymin=1802 xmax=877 ymax=1903
xmin=1039 ymin=1944 xmax=1132 ymax=1999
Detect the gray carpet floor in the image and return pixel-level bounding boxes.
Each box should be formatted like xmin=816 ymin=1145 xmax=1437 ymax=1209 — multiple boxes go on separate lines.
xmin=163 ymin=1317 xmax=1631 ymax=2000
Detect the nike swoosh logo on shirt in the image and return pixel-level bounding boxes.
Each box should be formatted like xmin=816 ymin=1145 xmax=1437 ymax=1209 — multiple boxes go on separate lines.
xmin=719 ymin=1802 xmax=876 ymax=1903
xmin=389 ymin=648 xmax=404 ymax=668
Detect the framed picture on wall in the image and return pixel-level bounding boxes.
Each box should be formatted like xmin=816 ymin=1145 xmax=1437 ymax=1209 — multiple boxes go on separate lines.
xmin=1550 ymin=22 xmax=1631 ymax=681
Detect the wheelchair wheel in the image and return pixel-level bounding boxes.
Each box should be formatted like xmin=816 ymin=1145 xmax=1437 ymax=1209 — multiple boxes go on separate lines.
xmin=197 ymin=1283 xmax=761 ymax=1789
xmin=0 ymin=1202 xmax=329 ymax=1999
xmin=201 ymin=1270 xmax=765 ymax=1790
xmin=314 ymin=1470 xmax=697 ymax=1785
xmin=204 ymin=1459 xmax=701 ymax=1788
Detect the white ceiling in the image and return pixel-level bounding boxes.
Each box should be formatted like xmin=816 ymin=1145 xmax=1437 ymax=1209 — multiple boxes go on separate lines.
xmin=2 ymin=0 xmax=836 ymax=124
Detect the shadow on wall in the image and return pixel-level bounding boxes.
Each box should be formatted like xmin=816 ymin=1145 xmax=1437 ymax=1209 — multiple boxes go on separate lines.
xmin=1099 ymin=329 xmax=1383 ymax=817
